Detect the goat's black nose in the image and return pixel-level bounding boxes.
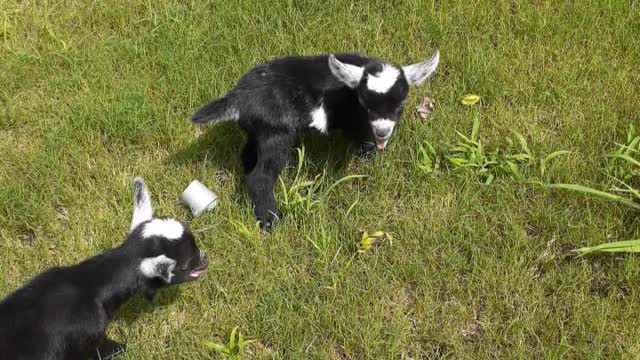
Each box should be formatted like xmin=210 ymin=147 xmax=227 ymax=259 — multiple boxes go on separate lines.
xmin=375 ymin=127 xmax=391 ymax=138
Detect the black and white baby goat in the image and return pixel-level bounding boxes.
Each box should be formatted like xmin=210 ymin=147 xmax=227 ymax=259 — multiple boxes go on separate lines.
xmin=192 ymin=51 xmax=439 ymax=230
xmin=0 ymin=178 xmax=208 ymax=360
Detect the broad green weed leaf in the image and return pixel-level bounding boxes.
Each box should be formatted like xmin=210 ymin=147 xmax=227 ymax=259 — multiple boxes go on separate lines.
xmin=229 ymin=326 xmax=238 ymax=350
xmin=471 ymin=117 xmax=480 ymax=142
xmin=203 ymin=340 xmax=229 ymax=353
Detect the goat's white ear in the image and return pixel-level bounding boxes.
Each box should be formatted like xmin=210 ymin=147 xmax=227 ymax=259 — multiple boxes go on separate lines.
xmin=328 ymin=55 xmax=364 ymax=88
xmin=139 ymin=255 xmax=176 ymax=283
xmin=130 ymin=177 xmax=153 ymax=233
xmin=402 ymin=51 xmax=440 ymax=86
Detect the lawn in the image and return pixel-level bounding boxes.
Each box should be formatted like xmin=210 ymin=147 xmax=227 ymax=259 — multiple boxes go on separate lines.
xmin=1 ymin=0 xmax=640 ymax=358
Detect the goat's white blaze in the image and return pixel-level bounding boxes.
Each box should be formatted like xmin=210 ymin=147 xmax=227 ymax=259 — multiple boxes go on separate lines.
xmin=139 ymin=255 xmax=176 ymax=282
xmin=142 ymin=218 xmax=184 ymax=240
xmin=367 ymin=65 xmax=400 ymax=93
xmin=309 ymin=105 xmax=328 ymax=133
xmin=370 ymin=119 xmax=396 ymax=149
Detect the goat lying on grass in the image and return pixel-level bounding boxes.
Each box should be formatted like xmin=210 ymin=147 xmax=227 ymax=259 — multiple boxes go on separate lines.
xmin=192 ymin=51 xmax=440 ymax=230
xmin=0 ymin=178 xmax=208 ymax=360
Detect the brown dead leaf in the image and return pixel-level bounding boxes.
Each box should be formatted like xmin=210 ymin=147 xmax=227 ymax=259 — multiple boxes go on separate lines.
xmin=247 ymin=341 xmax=275 ymax=357
xmin=56 ymin=207 xmax=69 ymax=222
xmin=333 ymin=345 xmax=353 ymax=360
xmin=416 ymin=97 xmax=435 ymax=119
xmin=461 ymin=321 xmax=484 ymax=338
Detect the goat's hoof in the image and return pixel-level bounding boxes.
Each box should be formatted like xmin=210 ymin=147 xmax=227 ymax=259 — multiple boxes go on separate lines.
xmin=260 ymin=220 xmax=273 ymax=232
xmin=257 ymin=210 xmax=281 ymax=232
xmin=258 ymin=217 xmax=275 ymax=232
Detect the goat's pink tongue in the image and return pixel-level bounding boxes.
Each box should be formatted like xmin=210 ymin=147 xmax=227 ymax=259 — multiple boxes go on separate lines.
xmin=190 ymin=270 xmax=205 ymax=278
xmin=375 ymin=140 xmax=386 ymax=150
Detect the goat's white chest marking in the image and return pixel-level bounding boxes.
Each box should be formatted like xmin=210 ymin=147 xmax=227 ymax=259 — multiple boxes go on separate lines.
xmin=309 ymin=105 xmax=328 ymax=133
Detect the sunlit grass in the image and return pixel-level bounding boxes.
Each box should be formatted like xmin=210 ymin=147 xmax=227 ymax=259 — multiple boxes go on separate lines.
xmin=1 ymin=0 xmax=640 ymax=358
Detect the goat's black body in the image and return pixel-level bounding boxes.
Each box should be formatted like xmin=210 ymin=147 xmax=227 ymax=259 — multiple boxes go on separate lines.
xmin=194 ymin=54 xmax=375 ymax=139
xmin=0 ymin=215 xmax=208 ymax=360
xmin=192 ymin=52 xmax=440 ymax=229
xmin=232 ymin=54 xmax=370 ymax=132
xmin=0 ymin=245 xmax=138 ymax=359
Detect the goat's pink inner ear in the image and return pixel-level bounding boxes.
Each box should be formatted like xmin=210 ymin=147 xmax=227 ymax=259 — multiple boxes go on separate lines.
xmin=328 ymin=55 xmax=364 ymax=88
xmin=402 ymin=51 xmax=440 ymax=87
xmin=130 ymin=177 xmax=153 ymax=233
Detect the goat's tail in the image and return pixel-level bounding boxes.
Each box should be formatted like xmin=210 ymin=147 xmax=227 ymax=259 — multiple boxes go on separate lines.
xmin=191 ymin=96 xmax=239 ymax=124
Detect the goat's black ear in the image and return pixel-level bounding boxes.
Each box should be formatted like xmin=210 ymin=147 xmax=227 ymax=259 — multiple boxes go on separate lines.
xmin=328 ymin=55 xmax=364 ymax=88
xmin=130 ymin=177 xmax=153 ymax=233
xmin=403 ymin=51 xmax=440 ymax=86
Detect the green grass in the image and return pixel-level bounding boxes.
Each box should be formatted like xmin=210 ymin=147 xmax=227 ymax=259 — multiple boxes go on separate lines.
xmin=1 ymin=0 xmax=640 ymax=358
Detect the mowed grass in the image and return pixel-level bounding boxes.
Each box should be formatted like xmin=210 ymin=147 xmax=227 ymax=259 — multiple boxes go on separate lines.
xmin=1 ymin=0 xmax=640 ymax=358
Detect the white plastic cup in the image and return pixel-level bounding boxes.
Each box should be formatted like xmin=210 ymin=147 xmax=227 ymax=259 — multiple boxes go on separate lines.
xmin=181 ymin=180 xmax=218 ymax=216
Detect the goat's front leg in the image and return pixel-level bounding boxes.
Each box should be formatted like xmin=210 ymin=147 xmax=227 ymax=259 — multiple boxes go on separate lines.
xmin=241 ymin=136 xmax=258 ymax=173
xmin=246 ymin=134 xmax=293 ymax=231
xmin=339 ymin=119 xmax=377 ymax=157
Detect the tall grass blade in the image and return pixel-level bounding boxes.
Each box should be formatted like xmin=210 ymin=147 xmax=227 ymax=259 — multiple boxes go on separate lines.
xmin=229 ymin=326 xmax=238 ymax=351
xmin=575 ymin=239 xmax=640 ymax=255
xmin=544 ymin=150 xmax=572 ymax=163
xmin=611 ymin=178 xmax=640 ymax=201
xmin=541 ymin=150 xmax=571 ymax=176
xmin=511 ymin=130 xmax=531 ymax=156
xmin=606 ymin=154 xmax=640 ymax=168
xmin=544 ymin=183 xmax=640 ymax=210
xmin=324 ymin=174 xmax=366 ymax=197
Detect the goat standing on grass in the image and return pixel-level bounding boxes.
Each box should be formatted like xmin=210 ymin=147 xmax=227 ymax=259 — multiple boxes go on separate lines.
xmin=192 ymin=51 xmax=440 ymax=230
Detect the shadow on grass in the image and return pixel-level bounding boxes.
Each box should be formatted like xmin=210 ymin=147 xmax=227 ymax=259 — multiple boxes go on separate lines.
xmin=169 ymin=122 xmax=360 ymax=180
xmin=168 ymin=122 xmax=246 ymax=173
xmin=116 ymin=286 xmax=184 ymax=326
xmin=300 ymin=132 xmax=356 ymax=173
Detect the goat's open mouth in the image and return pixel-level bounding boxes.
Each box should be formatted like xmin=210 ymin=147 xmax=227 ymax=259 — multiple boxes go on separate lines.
xmin=374 ymin=137 xmax=389 ymax=150
xmin=189 ymin=262 xmax=209 ymax=278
